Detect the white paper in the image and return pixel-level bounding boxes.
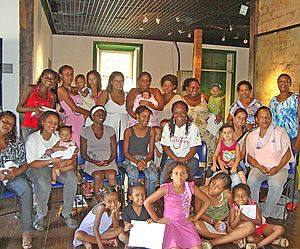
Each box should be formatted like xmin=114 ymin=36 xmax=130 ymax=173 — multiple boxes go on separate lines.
xmin=128 ymin=220 xmax=165 ymax=248
xmin=240 ymin=204 xmax=256 ymax=219
xmin=206 ymin=114 xmax=223 ymax=136
xmin=51 ymin=146 xmax=76 ymax=160
xmin=73 ymin=195 xmax=88 ymax=208
xmin=204 ymin=221 xmax=226 ymax=235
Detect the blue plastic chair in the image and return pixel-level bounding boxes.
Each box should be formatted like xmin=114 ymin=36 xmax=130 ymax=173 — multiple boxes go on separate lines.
xmin=194 ymin=142 xmax=207 ymax=185
xmin=0 ymin=189 xmax=18 ymax=217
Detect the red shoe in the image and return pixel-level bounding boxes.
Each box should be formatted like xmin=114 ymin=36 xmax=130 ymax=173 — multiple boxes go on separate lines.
xmin=82 ymin=182 xmax=92 ymax=197
xmin=287 ymin=202 xmax=297 ymax=211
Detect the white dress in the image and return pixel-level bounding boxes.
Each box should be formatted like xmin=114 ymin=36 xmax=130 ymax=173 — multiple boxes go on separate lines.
xmin=73 ymin=203 xmax=113 ymax=247
xmin=104 ymin=93 xmax=128 ymax=140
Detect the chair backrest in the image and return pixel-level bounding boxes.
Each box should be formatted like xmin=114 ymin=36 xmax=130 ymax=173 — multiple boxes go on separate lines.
xmin=197 ymin=141 xmax=207 ymax=163
xmin=77 ymin=153 xmax=86 ymax=165
xmin=288 ymin=149 xmax=298 ymax=175
xmin=116 ymin=140 xmax=125 ymax=164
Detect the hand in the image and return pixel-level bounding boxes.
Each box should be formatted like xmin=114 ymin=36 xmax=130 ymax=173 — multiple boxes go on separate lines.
xmin=9 ymin=167 xmax=21 ymax=177
xmin=52 ymin=157 xmax=63 ymax=165
xmin=139 ymin=100 xmax=149 ymax=107
xmin=124 ymin=223 xmax=133 ymax=232
xmin=112 ymin=201 xmax=121 ymax=213
xmin=96 ymin=160 xmax=108 ymax=167
xmin=177 ymin=157 xmax=188 ymax=163
xmin=266 ymin=166 xmax=279 ymax=176
xmin=0 ymin=171 xmax=7 ymax=181
xmin=211 ymin=164 xmax=217 ymax=172
xmin=146 ymin=219 xmax=153 ymax=224
xmin=3 ymin=169 xmax=15 ymax=180
xmin=227 ymin=160 xmax=235 ymax=167
xmin=186 ymin=215 xmax=198 ymax=223
xmin=136 ymin=160 xmax=146 ymax=171
xmin=215 ymin=112 xmax=222 ymax=124
xmin=156 ymin=217 xmax=171 ymax=224
xmin=214 ymin=220 xmax=226 ymax=232
xmin=234 ymin=207 xmax=241 ymax=218
xmin=219 ymin=161 xmax=228 ymax=173
xmin=230 ymin=166 xmax=237 ymax=174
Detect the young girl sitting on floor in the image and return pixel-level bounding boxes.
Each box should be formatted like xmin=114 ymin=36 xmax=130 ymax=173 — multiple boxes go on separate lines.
xmin=73 ymin=186 xmax=126 ymax=249
xmin=206 ymin=123 xmax=246 ymax=185
xmin=144 ymin=161 xmax=211 ymax=249
xmin=123 ymin=106 xmax=157 ymax=195
xmin=122 ymin=183 xmax=151 ymax=247
xmin=230 ymin=183 xmax=289 ymax=248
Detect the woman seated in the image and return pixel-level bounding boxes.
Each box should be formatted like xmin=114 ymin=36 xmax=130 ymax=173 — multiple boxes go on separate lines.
xmin=26 ymin=111 xmax=78 ymax=231
xmin=80 ymin=105 xmax=118 ymax=203
xmin=0 ymin=111 xmax=33 ymax=249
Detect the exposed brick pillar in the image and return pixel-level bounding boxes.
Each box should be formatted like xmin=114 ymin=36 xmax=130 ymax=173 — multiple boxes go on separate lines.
xmin=19 ymin=0 xmax=34 ymax=94
xmin=193 ymin=28 xmax=203 ymax=82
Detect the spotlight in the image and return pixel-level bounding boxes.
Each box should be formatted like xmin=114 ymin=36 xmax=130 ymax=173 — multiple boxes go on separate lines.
xmin=239 ymin=5 xmax=248 ymax=16
xmin=175 ymin=17 xmax=180 ymax=22
xmin=243 ymin=38 xmax=248 ymax=44
xmin=221 ymin=35 xmax=226 ymax=42
xmin=167 ymin=32 xmax=172 ymax=36
xmin=156 ymin=17 xmax=160 ymax=24
xmin=142 ymin=16 xmax=148 ymax=23
xmin=234 ymin=32 xmax=239 ymax=39
xmin=187 ymin=32 xmax=192 ymax=38
xmin=139 ymin=27 xmax=144 ymax=31
xmin=178 ymin=29 xmax=185 ymax=34
xmin=229 ymin=25 xmax=233 ymax=31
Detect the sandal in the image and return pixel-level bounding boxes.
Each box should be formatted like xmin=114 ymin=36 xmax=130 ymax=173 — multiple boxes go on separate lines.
xmin=245 ymin=243 xmax=257 ymax=249
xmin=202 ymin=240 xmax=212 ymax=249
xmin=108 ymin=238 xmax=119 ymax=247
xmin=234 ymin=238 xmax=246 ymax=248
xmin=82 ymin=182 xmax=92 ymax=197
xmin=272 ymin=237 xmax=289 ymax=248
xmin=22 ymin=240 xmax=32 ymax=249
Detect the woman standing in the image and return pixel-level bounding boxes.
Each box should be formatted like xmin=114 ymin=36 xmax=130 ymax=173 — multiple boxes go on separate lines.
xmin=17 ymin=69 xmax=58 ymax=141
xmin=57 ymin=65 xmax=90 ymax=146
xmin=87 ymin=70 xmax=102 ymax=104
xmin=159 ymin=74 xmax=182 ymax=122
xmin=97 ymin=71 xmax=128 ymax=140
xmin=227 ymin=80 xmax=262 ymax=130
xmin=126 ymin=72 xmax=164 ymax=127
xmin=80 ymin=105 xmax=118 ymax=202
xmin=182 ymin=78 xmax=217 ymax=163
xmin=269 ymin=73 xmax=300 ymax=210
xmin=26 ymin=111 xmax=78 ymax=230
xmin=0 ymin=111 xmax=33 ymax=249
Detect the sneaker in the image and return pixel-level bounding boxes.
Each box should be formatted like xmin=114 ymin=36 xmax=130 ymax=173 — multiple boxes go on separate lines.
xmin=287 ymin=201 xmax=297 ymax=211
xmin=61 ymin=214 xmax=78 ymax=229
xmin=33 ymin=217 xmax=46 ymax=231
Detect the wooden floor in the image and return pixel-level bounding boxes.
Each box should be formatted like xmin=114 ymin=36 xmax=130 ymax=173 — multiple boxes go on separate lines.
xmin=1 ymin=188 xmax=300 ymax=249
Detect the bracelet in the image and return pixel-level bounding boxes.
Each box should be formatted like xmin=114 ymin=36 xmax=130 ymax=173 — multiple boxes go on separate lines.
xmin=210 ymin=218 xmax=215 ymax=225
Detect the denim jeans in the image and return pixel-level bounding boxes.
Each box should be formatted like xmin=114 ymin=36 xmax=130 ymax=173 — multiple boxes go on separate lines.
xmin=123 ymin=155 xmax=157 ymax=195
xmin=0 ymin=174 xmax=33 ymax=232
xmin=160 ymin=157 xmax=200 ymax=184
xmin=27 ymin=167 xmax=77 ymax=219
xmin=247 ymin=167 xmax=288 ymax=218
xmin=21 ymin=127 xmax=38 ymax=142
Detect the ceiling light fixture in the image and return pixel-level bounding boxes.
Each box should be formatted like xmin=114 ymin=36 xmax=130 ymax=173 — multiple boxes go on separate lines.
xmin=156 ymin=15 xmax=160 ymax=24
xmin=142 ymin=15 xmax=148 ymax=23
xmin=234 ymin=32 xmax=239 ymax=39
xmin=187 ymin=32 xmax=192 ymax=38
xmin=178 ymin=29 xmax=185 ymax=34
xmin=243 ymin=38 xmax=248 ymax=44
xmin=239 ymin=5 xmax=248 ymax=16
xmin=229 ymin=24 xmax=233 ymax=31
xmin=167 ymin=32 xmax=173 ymax=36
xmin=139 ymin=27 xmax=144 ymax=31
xmin=221 ymin=34 xmax=226 ymax=42
xmin=175 ymin=17 xmax=180 ymax=22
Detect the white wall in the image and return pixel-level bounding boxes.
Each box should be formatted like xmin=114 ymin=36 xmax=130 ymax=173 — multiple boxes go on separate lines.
xmin=0 ymin=0 xmax=20 ymax=113
xmin=33 ymin=0 xmax=53 ymax=80
xmin=53 ymin=35 xmax=249 ymax=89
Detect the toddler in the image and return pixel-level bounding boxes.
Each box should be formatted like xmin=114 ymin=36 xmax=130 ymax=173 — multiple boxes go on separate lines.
xmin=144 ymin=161 xmax=211 ymax=249
xmin=206 ymin=123 xmax=246 ymax=185
xmin=122 ymin=183 xmax=151 ymax=247
xmin=73 ymin=186 xmax=126 ymax=249
xmin=49 ymin=125 xmax=77 ymax=184
xmin=230 ymin=183 xmax=289 ymax=248
xmin=208 ymin=83 xmax=225 ymax=116
xmin=75 ymin=74 xmax=94 ymax=111
xmin=153 ymin=126 xmax=163 ymax=170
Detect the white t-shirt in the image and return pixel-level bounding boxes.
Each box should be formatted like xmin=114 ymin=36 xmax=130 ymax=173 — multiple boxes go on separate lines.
xmin=26 ymin=131 xmax=60 ymax=164
xmin=161 ymin=122 xmax=202 ymax=158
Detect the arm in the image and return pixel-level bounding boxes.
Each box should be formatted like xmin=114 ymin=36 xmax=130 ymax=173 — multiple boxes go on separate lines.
xmin=188 ymin=186 xmax=211 ymax=222
xmin=16 ymin=85 xmax=40 ymax=113
xmin=111 ymin=201 xmax=121 ymax=228
xmin=80 ymin=136 xmax=98 ymax=165
xmin=123 ymin=128 xmax=143 ymax=168
xmin=230 ymin=144 xmax=241 ymax=174
xmin=96 ymin=90 xmax=109 ymax=106
xmin=50 ymin=92 xmax=57 ymax=109
xmin=126 ymin=89 xmax=138 ymax=119
xmin=226 ymin=113 xmax=233 ymax=124
xmin=150 ymin=88 xmax=164 ymax=111
xmin=239 ymin=203 xmax=262 ymax=226
xmin=268 ymin=147 xmax=291 ymax=176
xmin=212 ymin=143 xmax=221 ymax=171
xmin=144 ymin=128 xmax=155 ymax=163
xmin=229 ymin=206 xmax=241 ymax=228
xmin=294 ymin=94 xmax=300 ymax=151
xmin=144 ymin=186 xmax=168 ymax=223
xmin=194 ymin=194 xmax=215 ymax=224
xmin=93 ymin=205 xmax=106 ymax=249
xmin=57 ymin=87 xmax=90 ymax=116
xmin=162 ymin=145 xmax=179 ymax=161
xmin=104 ymin=134 xmax=117 ymax=165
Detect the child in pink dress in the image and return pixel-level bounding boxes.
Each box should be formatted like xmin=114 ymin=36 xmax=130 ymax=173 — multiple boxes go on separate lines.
xmin=144 ymin=161 xmax=211 ymax=249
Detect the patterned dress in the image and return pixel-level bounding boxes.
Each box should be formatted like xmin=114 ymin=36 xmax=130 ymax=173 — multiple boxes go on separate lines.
xmin=270 ymin=93 xmax=299 ymax=139
xmin=162 ymin=181 xmax=201 ymax=249
xmin=185 ymin=95 xmax=216 ymax=163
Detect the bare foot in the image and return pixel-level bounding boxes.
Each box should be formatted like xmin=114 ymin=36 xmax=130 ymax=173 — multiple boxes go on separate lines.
xmin=83 ymin=241 xmax=92 ymax=249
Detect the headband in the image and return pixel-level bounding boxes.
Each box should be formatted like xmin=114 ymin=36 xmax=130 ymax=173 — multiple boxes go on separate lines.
xmin=91 ymin=106 xmax=106 ymax=116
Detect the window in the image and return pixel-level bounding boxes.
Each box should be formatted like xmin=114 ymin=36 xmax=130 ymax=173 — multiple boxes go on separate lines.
xmin=93 ymin=42 xmax=143 ymax=92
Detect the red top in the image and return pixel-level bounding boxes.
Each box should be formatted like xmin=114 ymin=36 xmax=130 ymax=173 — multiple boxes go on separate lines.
xmin=219 ymin=140 xmax=238 ymax=164
xmin=22 ymin=85 xmax=52 ymax=129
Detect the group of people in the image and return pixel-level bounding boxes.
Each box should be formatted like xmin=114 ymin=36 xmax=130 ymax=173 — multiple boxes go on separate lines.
xmin=0 ymin=65 xmax=298 ymax=249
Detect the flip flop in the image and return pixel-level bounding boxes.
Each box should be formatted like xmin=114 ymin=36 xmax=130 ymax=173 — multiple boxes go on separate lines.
xmin=22 ymin=240 xmax=32 ymax=249
xmin=109 ymin=238 xmax=119 ymax=247
xmin=272 ymin=237 xmax=289 ymax=248
xmin=202 ymin=240 xmax=212 ymax=249
xmin=245 ymin=243 xmax=257 ymax=249
xmin=234 ymin=238 xmax=246 ymax=248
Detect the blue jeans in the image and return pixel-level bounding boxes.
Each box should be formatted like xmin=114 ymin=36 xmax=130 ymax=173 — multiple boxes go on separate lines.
xmin=247 ymin=167 xmax=288 ymax=218
xmin=27 ymin=167 xmax=77 ymax=219
xmin=0 ymin=174 xmax=33 ymax=232
xmin=160 ymin=157 xmax=200 ymax=184
xmin=123 ymin=155 xmax=157 ymax=195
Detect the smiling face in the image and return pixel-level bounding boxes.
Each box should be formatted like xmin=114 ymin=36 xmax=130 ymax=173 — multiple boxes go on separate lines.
xmin=60 ymin=68 xmax=74 ymax=86
xmin=138 ymin=74 xmax=151 ymax=91
xmin=208 ymin=179 xmax=226 ymax=196
xmin=111 ymin=75 xmax=124 ymax=91
xmin=172 ymin=103 xmax=188 ymax=127
xmin=129 ymin=186 xmax=146 ymax=206
xmin=222 ymin=127 xmax=234 ymax=141
xmin=75 ymin=77 xmax=86 ymax=90
xmin=210 ymin=86 xmax=221 ymax=97
xmin=162 ymin=80 xmax=175 ymax=95
xmin=238 ymin=84 xmax=251 ymax=99
xmin=103 ymin=192 xmax=119 ymax=211
xmin=233 ymin=111 xmax=247 ymax=128
xmin=171 ymin=165 xmax=188 ymax=185
xmin=42 ymin=114 xmax=59 ymax=134
xmin=92 ymin=109 xmax=107 ymax=124
xmin=136 ymin=109 xmax=151 ymax=127
xmin=0 ymin=114 xmax=15 ymax=136
xmin=87 ymin=73 xmax=99 ymax=89
xmin=186 ymin=80 xmax=200 ymax=98
xmin=41 ymin=72 xmax=56 ymax=89
xmin=277 ymin=75 xmax=291 ymax=93
xmin=233 ymin=187 xmax=249 ymax=206
xmin=256 ymin=108 xmax=271 ymax=130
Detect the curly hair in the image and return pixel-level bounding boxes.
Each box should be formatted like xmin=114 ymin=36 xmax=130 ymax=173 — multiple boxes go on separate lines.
xmin=0 ymin=111 xmax=17 ymax=144
xmin=162 ymin=161 xmax=193 ymax=184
